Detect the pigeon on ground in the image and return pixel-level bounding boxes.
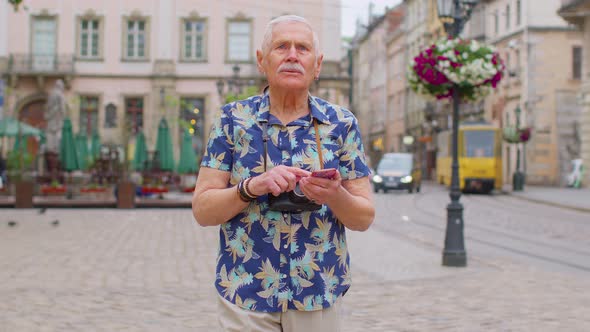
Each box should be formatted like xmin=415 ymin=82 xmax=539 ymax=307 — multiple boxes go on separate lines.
xmin=38 ymin=207 xmax=47 ymax=214
xmin=8 ymin=221 xmax=17 ymax=227
xmin=51 ymin=220 xmax=59 ymax=227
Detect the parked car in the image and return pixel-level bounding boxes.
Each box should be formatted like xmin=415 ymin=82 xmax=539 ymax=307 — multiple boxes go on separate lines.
xmin=371 ymin=153 xmax=421 ymax=193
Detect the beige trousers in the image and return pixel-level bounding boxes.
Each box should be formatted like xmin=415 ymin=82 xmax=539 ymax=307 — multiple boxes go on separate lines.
xmin=217 ymin=295 xmax=342 ymax=332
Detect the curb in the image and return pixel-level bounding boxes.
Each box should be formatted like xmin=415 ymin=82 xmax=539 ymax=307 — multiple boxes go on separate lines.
xmin=502 ymin=190 xmax=590 ymax=213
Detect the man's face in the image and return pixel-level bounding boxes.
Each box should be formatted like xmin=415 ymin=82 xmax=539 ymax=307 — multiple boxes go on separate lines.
xmin=257 ymin=21 xmax=323 ymax=92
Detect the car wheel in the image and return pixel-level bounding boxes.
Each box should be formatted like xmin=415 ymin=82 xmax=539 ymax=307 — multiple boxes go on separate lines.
xmin=373 ymin=187 xmax=379 ymax=193
xmin=383 ymin=189 xmax=388 ymax=193
xmin=408 ymin=187 xmax=413 ymax=194
xmin=417 ymin=185 xmax=421 ymax=193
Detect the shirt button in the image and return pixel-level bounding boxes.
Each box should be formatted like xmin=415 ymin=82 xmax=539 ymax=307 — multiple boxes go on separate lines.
xmin=282 ymin=274 xmax=287 ymax=278
xmin=284 ymin=244 xmax=289 ymax=249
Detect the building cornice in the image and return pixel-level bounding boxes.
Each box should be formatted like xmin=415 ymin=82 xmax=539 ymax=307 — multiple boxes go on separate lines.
xmin=489 ymin=25 xmax=578 ymax=45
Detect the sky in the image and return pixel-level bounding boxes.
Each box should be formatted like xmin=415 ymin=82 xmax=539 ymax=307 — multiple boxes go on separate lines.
xmin=341 ymin=0 xmax=402 ymax=38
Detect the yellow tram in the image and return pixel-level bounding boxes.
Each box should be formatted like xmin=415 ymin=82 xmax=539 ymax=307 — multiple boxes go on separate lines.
xmin=436 ymin=122 xmax=502 ymax=193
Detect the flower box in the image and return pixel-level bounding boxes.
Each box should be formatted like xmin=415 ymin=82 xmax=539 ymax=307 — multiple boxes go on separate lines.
xmin=140 ymin=186 xmax=169 ymax=194
xmin=80 ymin=187 xmax=108 ymax=193
xmin=181 ymin=186 xmax=195 ymax=193
xmin=41 ymin=185 xmax=67 ymax=195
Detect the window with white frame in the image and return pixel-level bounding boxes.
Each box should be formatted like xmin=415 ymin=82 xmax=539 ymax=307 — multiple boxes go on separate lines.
xmin=79 ymin=96 xmax=99 ymax=135
xmin=227 ymin=20 xmax=251 ymax=62
xmin=505 ymin=5 xmax=511 ymax=30
xmin=183 ymin=20 xmax=207 ymax=61
xmin=494 ymin=10 xmax=499 ymax=35
xmin=125 ymin=19 xmax=147 ymax=59
xmin=79 ymin=19 xmax=100 ymax=58
xmin=573 ymin=46 xmax=582 ymax=80
xmin=516 ymin=0 xmax=521 ymax=26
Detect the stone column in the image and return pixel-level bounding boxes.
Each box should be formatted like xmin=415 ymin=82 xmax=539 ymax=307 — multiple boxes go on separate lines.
xmin=581 ymin=16 xmax=590 ymax=187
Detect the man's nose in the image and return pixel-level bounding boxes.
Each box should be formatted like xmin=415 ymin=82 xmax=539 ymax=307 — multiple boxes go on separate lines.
xmin=286 ymin=45 xmax=298 ymax=59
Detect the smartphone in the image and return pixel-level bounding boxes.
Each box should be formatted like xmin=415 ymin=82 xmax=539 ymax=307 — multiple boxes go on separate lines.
xmin=311 ymin=168 xmax=337 ymax=180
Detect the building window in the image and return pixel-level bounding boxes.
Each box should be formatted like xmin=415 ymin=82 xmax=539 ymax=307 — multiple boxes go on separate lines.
xmin=79 ymin=19 xmax=100 ymax=58
xmin=179 ymin=97 xmax=205 ymax=156
xmin=516 ymin=0 xmax=521 ymax=26
xmin=227 ymin=20 xmax=251 ymax=62
xmin=515 ymin=49 xmax=520 ymax=75
xmin=182 ymin=19 xmax=207 ymax=61
xmin=494 ymin=10 xmax=499 ymax=35
xmin=573 ymin=46 xmax=582 ymax=80
xmin=79 ymin=96 xmax=99 ymax=135
xmin=104 ymin=103 xmax=117 ymax=128
xmin=505 ymin=5 xmax=511 ymax=30
xmin=125 ymin=19 xmax=148 ymax=60
xmin=125 ymin=97 xmax=144 ymax=134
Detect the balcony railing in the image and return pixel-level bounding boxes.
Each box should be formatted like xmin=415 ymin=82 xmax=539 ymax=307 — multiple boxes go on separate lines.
xmin=8 ymin=54 xmax=74 ymax=75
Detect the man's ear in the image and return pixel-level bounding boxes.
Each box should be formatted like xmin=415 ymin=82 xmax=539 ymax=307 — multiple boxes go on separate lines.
xmin=256 ymin=50 xmax=265 ymax=74
xmin=314 ymin=53 xmax=324 ymax=78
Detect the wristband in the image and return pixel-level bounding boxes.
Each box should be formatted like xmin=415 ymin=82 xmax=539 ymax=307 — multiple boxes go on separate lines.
xmin=237 ymin=179 xmax=256 ymax=202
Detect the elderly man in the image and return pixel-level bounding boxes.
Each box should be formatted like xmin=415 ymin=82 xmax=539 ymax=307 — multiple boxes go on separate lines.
xmin=192 ymin=15 xmax=374 ymax=332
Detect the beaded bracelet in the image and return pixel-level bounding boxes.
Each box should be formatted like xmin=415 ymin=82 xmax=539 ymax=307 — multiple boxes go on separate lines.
xmin=243 ymin=177 xmax=257 ymax=199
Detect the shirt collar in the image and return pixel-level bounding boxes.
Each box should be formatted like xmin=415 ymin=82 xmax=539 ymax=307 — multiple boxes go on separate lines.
xmin=255 ymin=89 xmax=331 ymax=126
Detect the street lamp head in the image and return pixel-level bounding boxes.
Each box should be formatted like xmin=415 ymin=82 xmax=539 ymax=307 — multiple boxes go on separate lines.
xmin=437 ymin=0 xmax=455 ymax=20
xmin=159 ymin=87 xmax=165 ymax=108
xmin=461 ymin=0 xmax=479 ymax=7
xmin=232 ymin=64 xmax=241 ymax=78
xmin=216 ymin=79 xmax=224 ymax=97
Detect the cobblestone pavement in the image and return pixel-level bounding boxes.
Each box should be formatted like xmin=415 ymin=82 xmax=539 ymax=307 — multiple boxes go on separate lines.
xmin=0 ymin=204 xmax=589 ymax=331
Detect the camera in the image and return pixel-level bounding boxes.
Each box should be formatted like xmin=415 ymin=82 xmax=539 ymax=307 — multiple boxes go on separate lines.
xmin=268 ymin=183 xmax=322 ymax=212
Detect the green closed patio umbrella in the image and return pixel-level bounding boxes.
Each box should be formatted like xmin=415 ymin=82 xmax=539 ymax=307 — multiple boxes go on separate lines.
xmin=177 ymin=129 xmax=198 ymax=174
xmin=13 ymin=133 xmax=28 ymax=151
xmin=132 ymin=130 xmax=148 ymax=171
xmin=59 ymin=118 xmax=79 ymax=172
xmin=0 ymin=117 xmax=43 ymax=138
xmin=75 ymin=132 xmax=89 ymax=170
xmin=155 ymin=118 xmax=174 ymax=171
xmin=90 ymin=131 xmax=101 ymax=163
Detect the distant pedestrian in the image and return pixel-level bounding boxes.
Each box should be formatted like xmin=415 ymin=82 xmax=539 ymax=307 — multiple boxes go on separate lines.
xmin=192 ymin=15 xmax=374 ymax=332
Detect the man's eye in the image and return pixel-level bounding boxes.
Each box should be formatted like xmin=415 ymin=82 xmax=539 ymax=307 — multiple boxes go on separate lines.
xmin=297 ymin=46 xmax=308 ymax=51
xmin=277 ymin=44 xmax=287 ymax=49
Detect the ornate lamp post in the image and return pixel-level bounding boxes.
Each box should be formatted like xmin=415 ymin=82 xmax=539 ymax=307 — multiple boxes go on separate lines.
xmin=436 ymin=0 xmax=479 ymax=267
xmin=512 ymin=106 xmax=525 ymax=190
xmin=216 ymin=64 xmax=243 ymax=103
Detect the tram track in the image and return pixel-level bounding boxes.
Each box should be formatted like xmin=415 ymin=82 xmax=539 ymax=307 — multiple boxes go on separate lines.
xmin=402 ymin=186 xmax=590 ymax=273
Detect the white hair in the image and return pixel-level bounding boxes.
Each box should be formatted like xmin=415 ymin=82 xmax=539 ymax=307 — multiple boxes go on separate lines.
xmin=261 ymin=15 xmax=320 ymax=57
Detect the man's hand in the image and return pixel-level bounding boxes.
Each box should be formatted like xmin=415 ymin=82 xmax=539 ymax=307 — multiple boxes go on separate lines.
xmin=248 ymin=165 xmax=311 ymax=197
xmin=298 ymin=170 xmax=342 ymax=205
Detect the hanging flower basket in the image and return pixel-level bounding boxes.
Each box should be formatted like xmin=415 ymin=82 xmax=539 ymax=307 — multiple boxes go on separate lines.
xmin=503 ymin=127 xmax=532 ymax=144
xmin=408 ymin=38 xmax=505 ymax=101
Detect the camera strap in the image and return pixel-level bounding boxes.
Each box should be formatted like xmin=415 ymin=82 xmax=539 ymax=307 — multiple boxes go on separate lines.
xmin=260 ymin=117 xmax=323 ymax=172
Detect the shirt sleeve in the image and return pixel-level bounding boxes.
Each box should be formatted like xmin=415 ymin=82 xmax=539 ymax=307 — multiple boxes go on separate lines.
xmin=338 ymin=115 xmax=371 ymax=180
xmin=200 ymin=108 xmax=234 ymax=172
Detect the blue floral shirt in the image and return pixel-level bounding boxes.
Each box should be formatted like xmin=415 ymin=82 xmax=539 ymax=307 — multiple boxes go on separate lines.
xmin=200 ymin=91 xmax=370 ymax=312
